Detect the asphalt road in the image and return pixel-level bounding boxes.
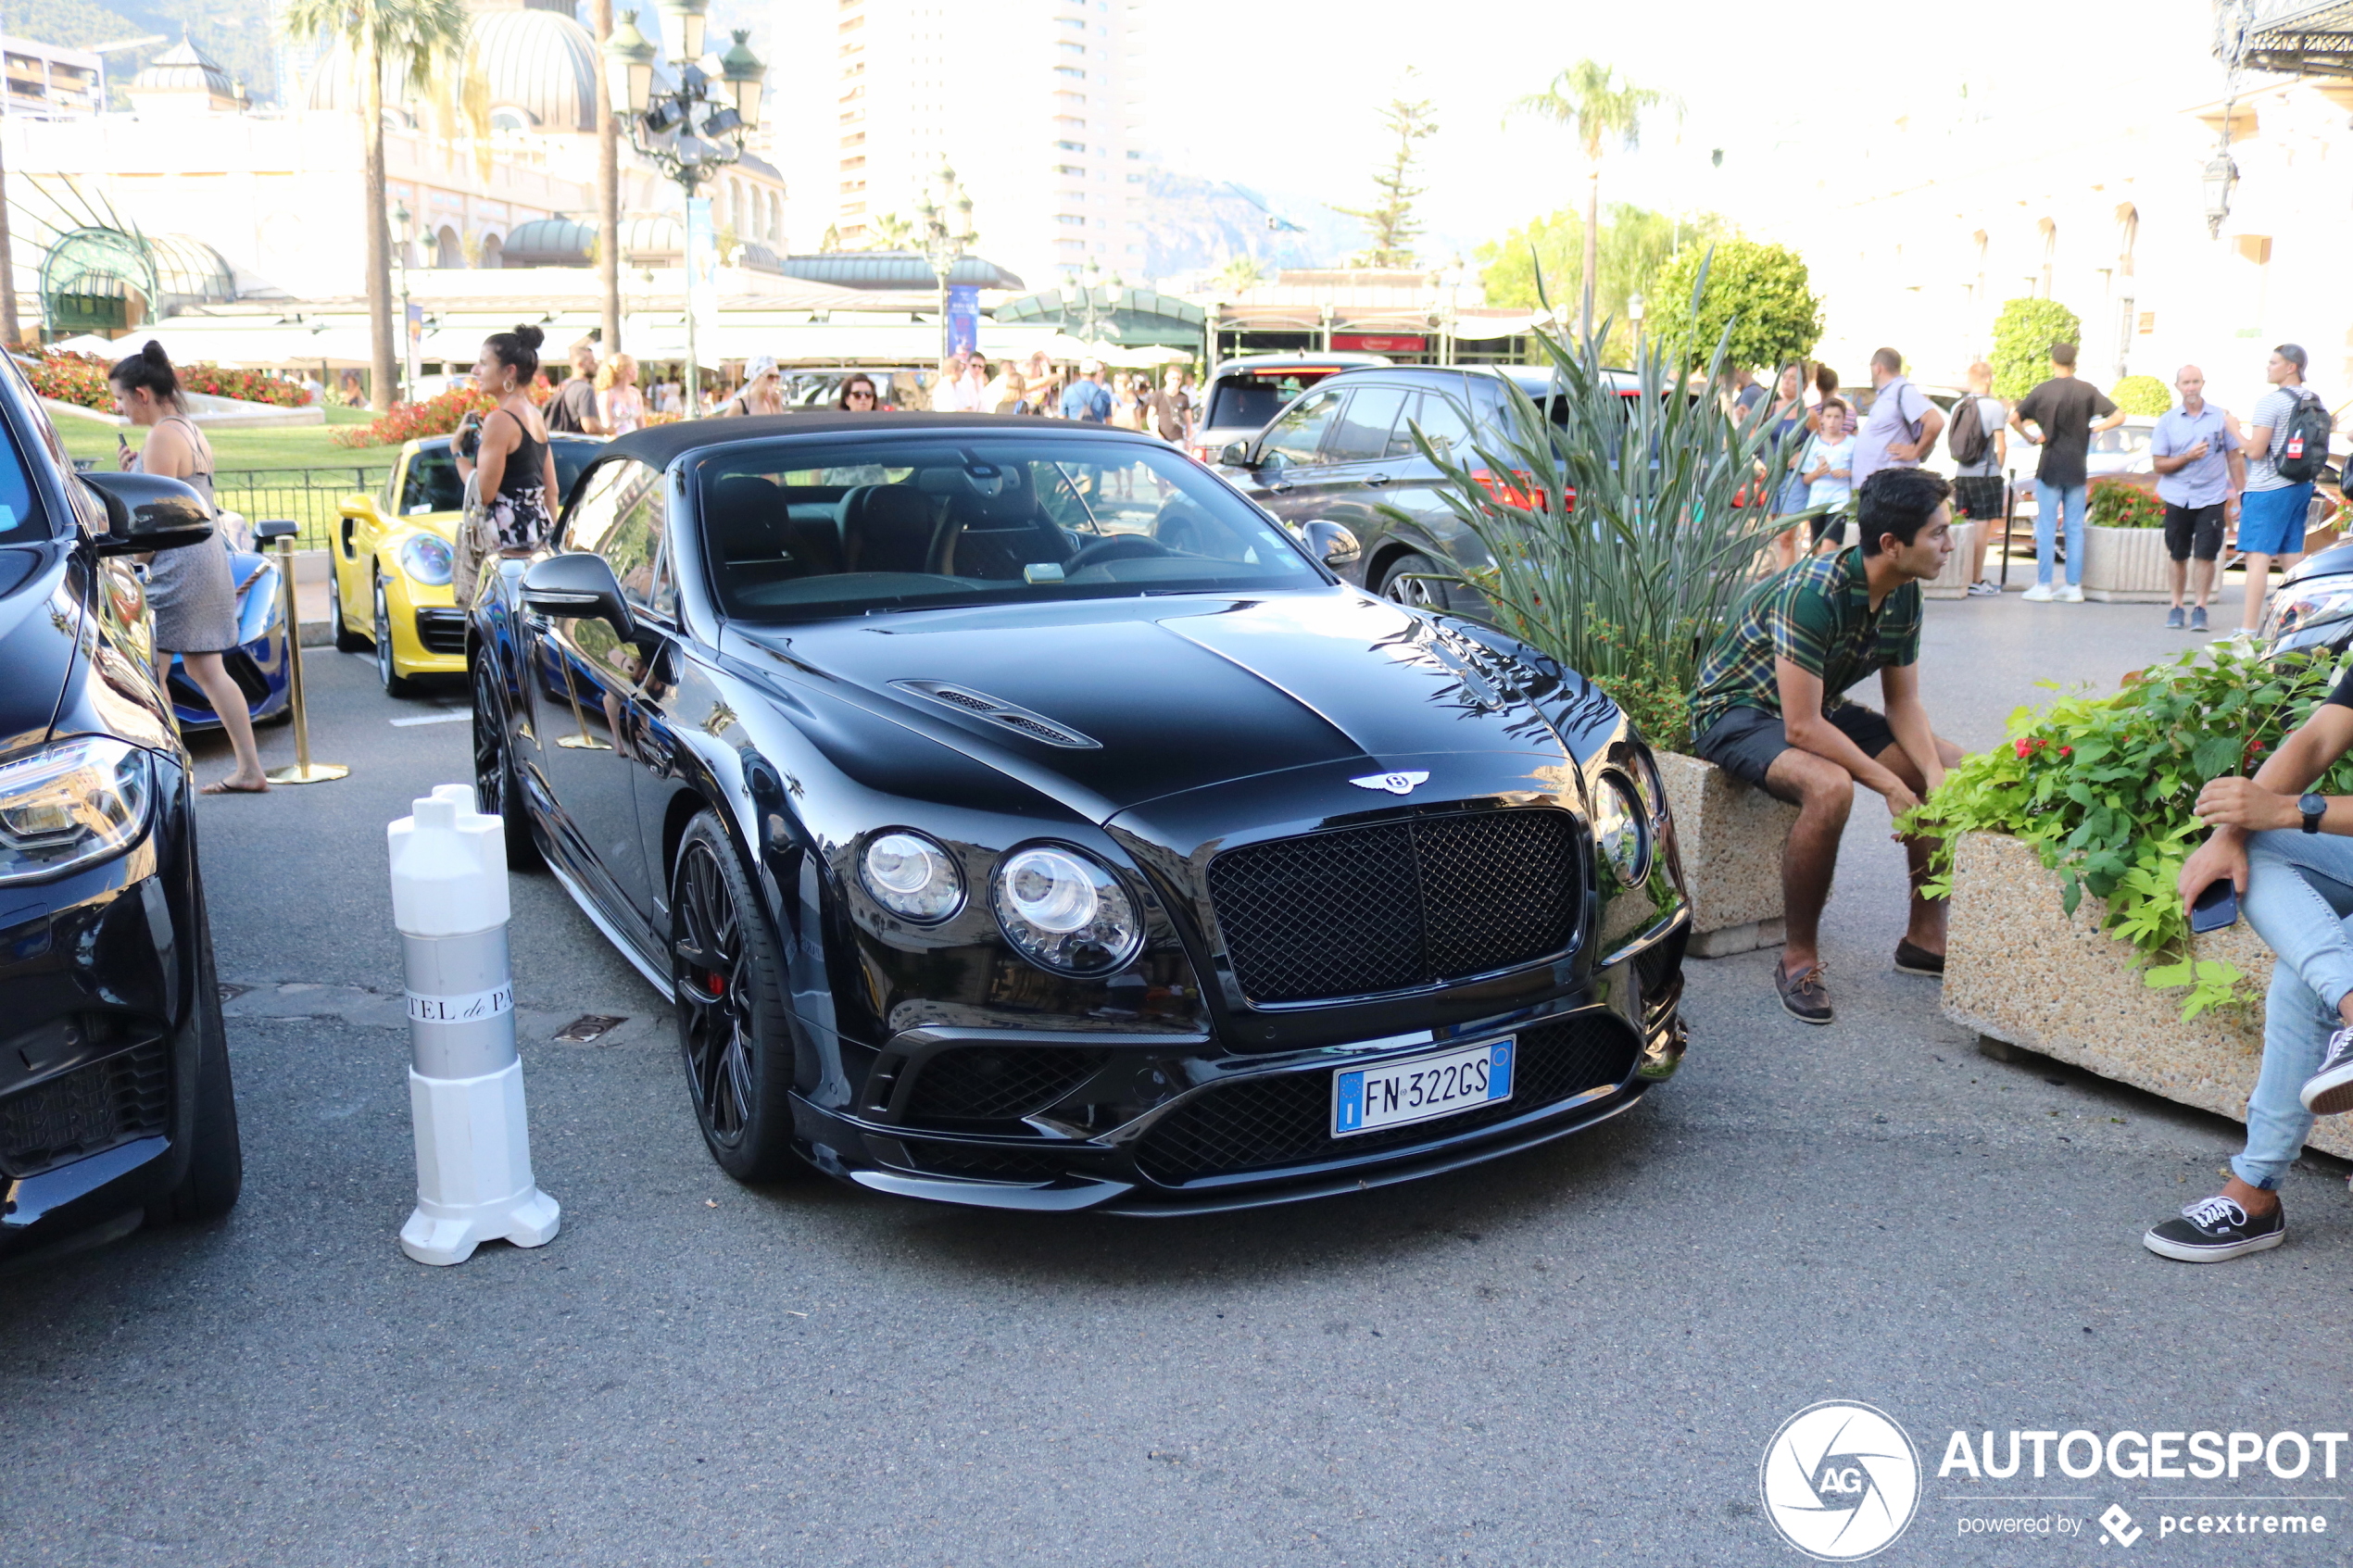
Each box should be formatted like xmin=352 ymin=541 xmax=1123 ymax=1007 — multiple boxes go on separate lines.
xmin=5 ymin=597 xmax=2348 ymax=1568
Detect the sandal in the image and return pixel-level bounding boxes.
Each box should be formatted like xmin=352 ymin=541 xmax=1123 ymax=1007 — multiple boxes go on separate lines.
xmin=199 ymin=779 xmax=269 ymax=796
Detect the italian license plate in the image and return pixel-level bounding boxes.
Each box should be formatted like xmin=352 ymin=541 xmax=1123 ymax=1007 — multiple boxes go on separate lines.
xmin=1331 ymin=1037 xmax=1515 ymax=1137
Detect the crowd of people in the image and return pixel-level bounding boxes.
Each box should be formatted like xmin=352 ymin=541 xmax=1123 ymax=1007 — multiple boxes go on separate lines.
xmin=925 ymin=347 xmax=1200 ymax=443
xmin=1740 ymin=339 xmax=2336 ymax=639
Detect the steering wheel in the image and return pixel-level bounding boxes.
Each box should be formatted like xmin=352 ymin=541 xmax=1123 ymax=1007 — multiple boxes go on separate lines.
xmin=1067 ymin=534 xmax=1177 ymax=571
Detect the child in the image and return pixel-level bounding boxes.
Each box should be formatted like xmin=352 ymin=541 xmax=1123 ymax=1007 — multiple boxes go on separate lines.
xmin=1801 ymin=398 xmax=1858 ymax=553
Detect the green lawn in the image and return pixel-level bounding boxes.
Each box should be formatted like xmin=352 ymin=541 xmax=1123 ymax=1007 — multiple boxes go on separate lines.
xmin=53 ymin=404 xmax=395 ymax=474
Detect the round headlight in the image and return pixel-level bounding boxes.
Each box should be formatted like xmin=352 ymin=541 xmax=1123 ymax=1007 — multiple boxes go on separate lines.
xmin=1592 ymin=772 xmax=1650 ymax=887
xmin=860 ymin=831 xmax=963 ymax=922
xmin=398 ymin=533 xmax=454 ymax=586
xmin=992 ymin=845 xmax=1143 ymax=975
xmin=1629 ymin=748 xmax=1668 ymax=828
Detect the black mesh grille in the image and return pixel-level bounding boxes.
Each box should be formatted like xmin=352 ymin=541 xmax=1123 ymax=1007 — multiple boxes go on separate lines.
xmin=900 ymin=1138 xmax=1071 ymax=1183
xmin=901 ymin=1047 xmax=1110 ymax=1123
xmin=0 ymin=1037 xmax=171 ymax=1178
xmin=415 ymin=608 xmax=468 ymax=654
xmin=1206 ymin=809 xmax=1579 ymax=1004
xmin=1132 ymin=1011 xmax=1639 ymax=1186
xmin=1633 ymin=924 xmax=1688 ymax=1014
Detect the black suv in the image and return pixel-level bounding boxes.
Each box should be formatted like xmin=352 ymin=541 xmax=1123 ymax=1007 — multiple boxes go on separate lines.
xmin=1215 ymin=365 xmax=1636 ymax=612
xmin=0 ymin=350 xmax=242 ymax=1261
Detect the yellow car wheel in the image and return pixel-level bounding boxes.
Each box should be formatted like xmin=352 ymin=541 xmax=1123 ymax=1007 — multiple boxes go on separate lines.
xmin=328 ymin=561 xmax=369 ymax=653
xmin=372 ymin=572 xmax=424 ymax=699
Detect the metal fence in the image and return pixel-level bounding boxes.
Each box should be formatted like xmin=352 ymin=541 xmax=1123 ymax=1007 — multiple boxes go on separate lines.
xmin=212 ymin=466 xmax=392 ymax=552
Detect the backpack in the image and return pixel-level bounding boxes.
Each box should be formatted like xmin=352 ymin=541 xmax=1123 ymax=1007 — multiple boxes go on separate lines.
xmin=2276 ymin=388 xmax=2334 ymax=483
xmin=1948 ymin=395 xmax=1991 ymax=466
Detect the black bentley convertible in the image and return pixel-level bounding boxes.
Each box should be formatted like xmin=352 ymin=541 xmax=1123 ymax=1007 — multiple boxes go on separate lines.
xmin=468 ymin=413 xmax=1689 ymax=1213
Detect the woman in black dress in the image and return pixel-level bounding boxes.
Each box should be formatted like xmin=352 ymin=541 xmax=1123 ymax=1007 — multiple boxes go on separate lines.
xmin=454 ymin=324 xmax=560 ymax=558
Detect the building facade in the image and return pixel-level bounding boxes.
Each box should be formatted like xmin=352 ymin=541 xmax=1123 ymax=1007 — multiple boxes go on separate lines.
xmin=768 ymin=0 xmax=1149 ymax=295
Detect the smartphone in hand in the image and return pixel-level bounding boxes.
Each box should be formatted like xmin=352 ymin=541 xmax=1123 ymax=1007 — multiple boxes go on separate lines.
xmin=2191 ymin=879 xmax=2240 ymax=934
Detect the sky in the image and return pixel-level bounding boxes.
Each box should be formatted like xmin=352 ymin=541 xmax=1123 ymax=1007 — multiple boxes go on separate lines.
xmin=1145 ymin=0 xmax=2232 ymax=270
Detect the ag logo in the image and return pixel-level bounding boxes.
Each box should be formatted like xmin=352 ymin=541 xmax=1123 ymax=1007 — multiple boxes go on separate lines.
xmin=1759 ymin=1400 xmax=1921 ymax=1561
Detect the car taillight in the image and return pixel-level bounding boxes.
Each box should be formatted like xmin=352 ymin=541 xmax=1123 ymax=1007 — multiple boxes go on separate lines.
xmin=1188 ymin=444 xmax=1213 ymax=464
xmin=1470 ymin=468 xmax=1540 ymax=510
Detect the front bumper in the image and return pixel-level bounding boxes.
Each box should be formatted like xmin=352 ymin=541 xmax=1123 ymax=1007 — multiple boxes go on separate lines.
xmin=788 ymin=921 xmax=1686 ymax=1214
xmin=0 ymin=761 xmax=205 ymax=1258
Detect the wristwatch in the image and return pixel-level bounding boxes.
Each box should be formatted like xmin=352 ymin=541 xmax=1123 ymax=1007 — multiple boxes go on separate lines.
xmin=2301 ymin=792 xmax=2328 ymax=834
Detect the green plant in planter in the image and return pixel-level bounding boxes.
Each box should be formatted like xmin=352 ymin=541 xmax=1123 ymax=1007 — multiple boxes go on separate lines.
xmin=1908 ymin=645 xmax=2353 ymax=1017
xmin=2110 ymin=374 xmax=2171 ymax=416
xmin=2087 ymin=479 xmax=2164 ymax=529
xmin=1395 ymin=253 xmax=1790 ymax=751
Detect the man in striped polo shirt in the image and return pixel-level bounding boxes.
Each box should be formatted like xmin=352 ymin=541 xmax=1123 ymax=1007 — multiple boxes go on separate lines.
xmin=1690 ymin=468 xmax=1963 ymax=1023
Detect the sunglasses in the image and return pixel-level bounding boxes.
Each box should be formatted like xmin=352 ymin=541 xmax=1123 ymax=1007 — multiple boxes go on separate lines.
xmin=848 ymin=388 xmax=876 ymax=400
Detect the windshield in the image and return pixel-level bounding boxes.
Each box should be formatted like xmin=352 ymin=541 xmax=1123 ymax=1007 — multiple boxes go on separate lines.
xmin=1204 ymin=371 xmax=1347 ymax=431
xmin=694 ymin=434 xmax=1320 ymax=620
xmin=400 ymin=439 xmax=600 ymax=514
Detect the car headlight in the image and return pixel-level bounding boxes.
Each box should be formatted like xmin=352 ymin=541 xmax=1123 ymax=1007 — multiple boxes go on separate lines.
xmin=860 ymin=831 xmax=963 ymax=922
xmin=1592 ymin=771 xmax=1651 ymax=888
xmin=2266 ymin=580 xmax=2353 ymax=641
xmin=992 ymin=845 xmax=1143 ymax=975
xmin=398 ymin=533 xmax=454 ymax=587
xmin=0 ymin=737 xmax=154 ymax=885
xmin=1627 ymin=747 xmax=1668 ymax=830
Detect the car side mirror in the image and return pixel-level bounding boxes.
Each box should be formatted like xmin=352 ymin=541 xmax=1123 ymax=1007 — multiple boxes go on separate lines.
xmin=81 ymin=471 xmax=214 ymax=557
xmin=1218 ymin=440 xmax=1256 ymax=468
xmin=522 ymin=551 xmax=635 ymax=641
xmin=1299 ymin=520 xmax=1362 ymax=569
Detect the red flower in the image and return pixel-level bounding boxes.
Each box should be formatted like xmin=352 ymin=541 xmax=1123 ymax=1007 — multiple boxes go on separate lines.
xmin=2058 ymin=746 xmax=2071 ymax=757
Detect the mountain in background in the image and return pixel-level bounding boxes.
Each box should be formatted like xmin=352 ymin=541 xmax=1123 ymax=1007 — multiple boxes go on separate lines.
xmin=3 ymin=0 xmax=284 ymax=107
xmin=1135 ymin=168 xmax=1357 ymax=282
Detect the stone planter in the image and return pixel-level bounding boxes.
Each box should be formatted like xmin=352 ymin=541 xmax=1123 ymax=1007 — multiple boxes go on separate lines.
xmin=1921 ymin=521 xmax=1981 ymax=600
xmin=1943 ymin=830 xmax=2353 ymax=1160
xmin=1655 ymin=751 xmax=1799 ymax=958
xmin=2081 ymin=524 xmax=2171 ymax=603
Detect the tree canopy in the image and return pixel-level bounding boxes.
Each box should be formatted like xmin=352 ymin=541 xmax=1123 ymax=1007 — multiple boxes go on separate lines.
xmin=1477 ymin=204 xmax=1724 ymax=358
xmin=1990 ymin=298 xmax=2086 ymax=401
xmin=1332 ymin=84 xmax=1437 ymax=269
xmin=1650 ymin=239 xmax=1824 ymax=373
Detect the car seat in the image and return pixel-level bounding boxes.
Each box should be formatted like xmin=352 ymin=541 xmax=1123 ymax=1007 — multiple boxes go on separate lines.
xmin=839 ymin=483 xmax=944 ymax=574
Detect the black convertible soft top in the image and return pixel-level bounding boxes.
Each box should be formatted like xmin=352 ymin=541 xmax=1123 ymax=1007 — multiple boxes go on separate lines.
xmin=598 ymin=411 xmax=1147 ymax=470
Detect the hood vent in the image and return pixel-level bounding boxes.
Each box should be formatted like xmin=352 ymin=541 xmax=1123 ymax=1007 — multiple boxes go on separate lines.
xmin=892 ymin=680 xmax=1101 ymax=749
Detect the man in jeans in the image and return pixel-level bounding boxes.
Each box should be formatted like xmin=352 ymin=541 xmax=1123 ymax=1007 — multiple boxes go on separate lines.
xmin=1690 ymin=469 xmax=1963 ymax=1025
xmin=2149 ymin=364 xmax=2244 ymax=633
xmin=2009 ymin=342 xmax=2122 ymax=603
xmin=1850 ymin=346 xmax=1944 ymax=489
xmin=2232 ymin=344 xmax=2328 ymax=640
xmin=2145 ymin=684 xmax=2353 ymax=1261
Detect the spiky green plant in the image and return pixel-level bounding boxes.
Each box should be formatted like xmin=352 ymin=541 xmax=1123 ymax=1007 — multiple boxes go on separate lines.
xmin=1399 ymin=254 xmax=1803 ymax=750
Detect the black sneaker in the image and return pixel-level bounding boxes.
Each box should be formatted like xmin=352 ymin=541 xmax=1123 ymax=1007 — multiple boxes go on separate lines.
xmin=2300 ymin=1025 xmax=2353 ymax=1114
xmin=1775 ymin=960 xmax=1832 ymax=1024
xmin=2143 ymin=1194 xmax=2286 ymax=1262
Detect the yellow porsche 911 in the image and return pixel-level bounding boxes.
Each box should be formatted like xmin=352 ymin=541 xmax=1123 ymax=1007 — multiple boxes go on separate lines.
xmin=329 ymin=433 xmax=604 ymax=696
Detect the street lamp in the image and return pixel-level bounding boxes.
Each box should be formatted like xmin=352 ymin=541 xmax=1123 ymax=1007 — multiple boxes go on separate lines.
xmin=1437 ymin=257 xmax=1465 ymax=365
xmin=1628 ymin=291 xmax=1646 ymax=367
xmin=601 ymin=8 xmax=765 ymax=416
xmin=1058 ymin=257 xmax=1122 ymax=344
xmin=392 ymin=200 xmax=415 ymax=401
xmin=2203 ymin=147 xmax=2240 ymax=240
xmin=915 ymin=163 xmax=978 ymax=363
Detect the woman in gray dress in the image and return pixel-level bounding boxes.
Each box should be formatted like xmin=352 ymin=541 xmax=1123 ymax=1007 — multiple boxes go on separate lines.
xmin=112 ymin=341 xmax=269 ymax=793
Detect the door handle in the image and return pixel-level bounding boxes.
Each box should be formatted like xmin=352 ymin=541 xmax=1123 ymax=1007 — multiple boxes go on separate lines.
xmin=1364 ymin=473 xmax=1392 ymax=487
xmin=1268 ymin=480 xmax=1294 ymax=494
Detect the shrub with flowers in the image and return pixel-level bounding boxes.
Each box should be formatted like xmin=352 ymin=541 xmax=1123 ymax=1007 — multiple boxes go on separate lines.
xmin=333 ymin=385 xmax=496 ymax=448
xmin=23 ymin=348 xmax=308 ymax=410
xmin=2087 ymin=477 xmax=2164 ymax=529
xmin=1906 ymin=644 xmax=2353 ymax=1017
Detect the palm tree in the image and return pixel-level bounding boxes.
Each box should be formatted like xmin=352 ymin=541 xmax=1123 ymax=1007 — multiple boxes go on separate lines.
xmin=860 ymin=212 xmax=916 ymax=252
xmin=1512 ymin=61 xmax=1677 ymax=345
xmin=1214 ymin=254 xmax=1265 ymax=295
xmin=284 ymin=0 xmax=471 ymax=410
xmin=590 ymin=0 xmax=622 ymax=358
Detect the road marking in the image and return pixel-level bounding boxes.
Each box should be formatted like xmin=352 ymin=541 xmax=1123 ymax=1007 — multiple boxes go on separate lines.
xmin=389 ymin=711 xmax=470 ymax=727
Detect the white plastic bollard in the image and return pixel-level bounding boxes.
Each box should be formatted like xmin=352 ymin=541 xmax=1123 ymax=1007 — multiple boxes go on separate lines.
xmin=386 ymin=783 xmax=560 ymax=1265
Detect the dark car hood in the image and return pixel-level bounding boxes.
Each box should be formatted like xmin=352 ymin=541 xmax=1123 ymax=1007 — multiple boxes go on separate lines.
xmin=0 ymin=545 xmax=72 ymax=755
xmin=728 ymin=591 xmax=1582 ymax=821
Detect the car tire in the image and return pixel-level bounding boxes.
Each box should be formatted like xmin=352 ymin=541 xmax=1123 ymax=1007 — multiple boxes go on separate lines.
xmin=1380 ymin=550 xmax=1458 ymax=613
xmin=148 ymin=903 xmax=243 ymax=1225
xmin=472 ymin=656 xmax=543 ymax=872
xmin=328 ymin=564 xmax=368 ymax=653
xmin=671 ymin=810 xmax=805 ymax=1183
xmin=373 ymin=572 xmax=421 ymax=698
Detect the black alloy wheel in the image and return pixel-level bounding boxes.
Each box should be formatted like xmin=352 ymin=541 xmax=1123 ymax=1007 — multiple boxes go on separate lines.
xmin=472 ymin=657 xmax=542 ymax=871
xmin=1380 ymin=550 xmax=1458 ymax=613
xmin=327 ymin=565 xmax=368 ymax=652
xmin=671 ymin=811 xmax=801 ymax=1182
xmin=373 ymin=573 xmax=421 ymax=698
